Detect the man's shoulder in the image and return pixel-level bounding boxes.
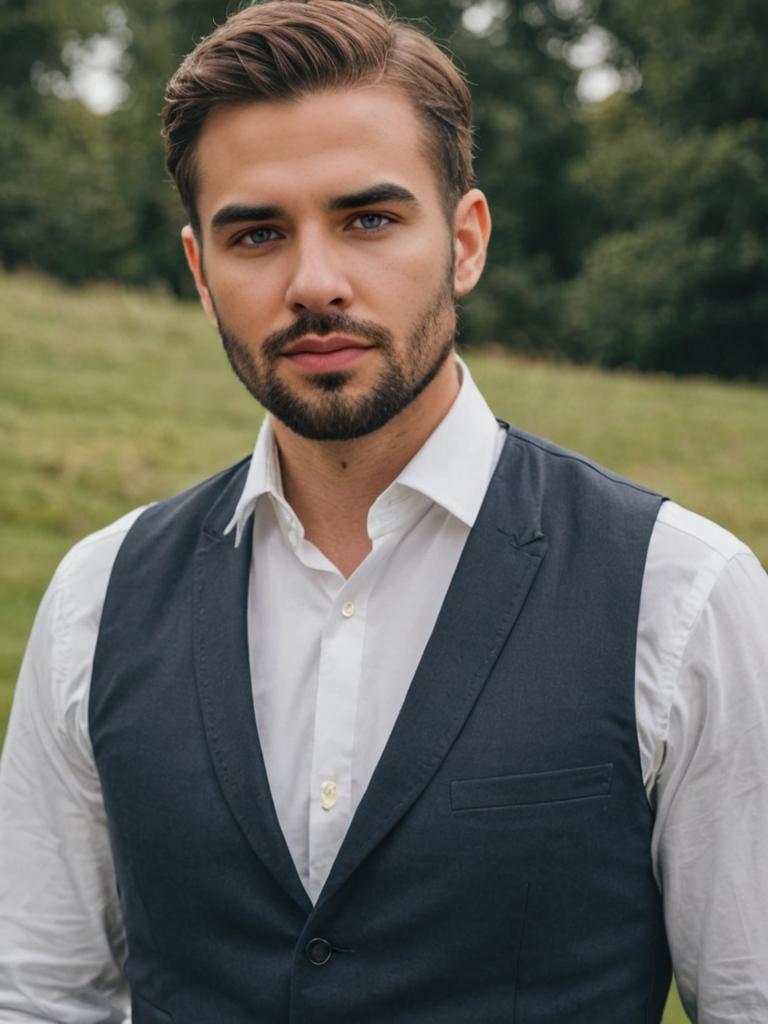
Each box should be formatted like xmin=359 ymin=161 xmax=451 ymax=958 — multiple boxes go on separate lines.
xmin=53 ymin=505 xmax=152 ymax=600
xmin=501 ymin=422 xmax=661 ymax=500
xmin=52 ymin=456 xmax=252 ymax=603
xmin=126 ymin=455 xmax=252 ymax=542
xmin=501 ymin=429 xmax=756 ymax=573
xmin=644 ymin=500 xmax=761 ymax=620
xmin=496 ymin=424 xmax=664 ymax=539
xmin=654 ymin=500 xmax=753 ymax=564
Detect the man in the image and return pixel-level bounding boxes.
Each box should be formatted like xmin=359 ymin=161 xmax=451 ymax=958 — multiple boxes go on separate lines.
xmin=0 ymin=1 xmax=766 ymax=1020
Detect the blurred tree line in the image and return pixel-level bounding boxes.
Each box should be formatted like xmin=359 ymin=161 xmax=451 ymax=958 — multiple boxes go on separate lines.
xmin=1 ymin=0 xmax=766 ymax=377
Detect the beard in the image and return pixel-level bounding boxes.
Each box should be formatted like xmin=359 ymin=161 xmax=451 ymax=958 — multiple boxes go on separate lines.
xmin=212 ymin=272 xmax=457 ymax=442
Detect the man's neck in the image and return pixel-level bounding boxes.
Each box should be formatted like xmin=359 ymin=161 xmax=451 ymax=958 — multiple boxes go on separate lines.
xmin=273 ymin=359 xmax=461 ymax=577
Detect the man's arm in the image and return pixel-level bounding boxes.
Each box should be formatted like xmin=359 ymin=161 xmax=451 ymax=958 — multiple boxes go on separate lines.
xmin=0 ymin=520 xmax=141 ymax=1022
xmin=651 ymin=537 xmax=768 ymax=1022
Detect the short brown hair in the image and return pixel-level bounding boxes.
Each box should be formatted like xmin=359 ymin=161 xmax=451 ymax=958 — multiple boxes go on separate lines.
xmin=162 ymin=0 xmax=475 ymax=229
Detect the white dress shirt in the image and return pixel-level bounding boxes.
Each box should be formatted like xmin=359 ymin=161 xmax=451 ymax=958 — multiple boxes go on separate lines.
xmin=1 ymin=361 xmax=767 ymax=1023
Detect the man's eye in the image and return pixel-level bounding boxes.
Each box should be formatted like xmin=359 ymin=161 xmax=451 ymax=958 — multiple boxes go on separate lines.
xmin=351 ymin=213 xmax=392 ymax=232
xmin=239 ymin=227 xmax=280 ymax=246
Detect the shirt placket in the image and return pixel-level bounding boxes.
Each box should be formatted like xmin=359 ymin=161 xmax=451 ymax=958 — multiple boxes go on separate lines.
xmin=307 ymin=583 xmax=368 ymax=902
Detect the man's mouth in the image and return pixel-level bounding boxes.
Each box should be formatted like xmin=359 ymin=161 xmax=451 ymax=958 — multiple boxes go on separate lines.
xmin=282 ymin=335 xmax=374 ymax=372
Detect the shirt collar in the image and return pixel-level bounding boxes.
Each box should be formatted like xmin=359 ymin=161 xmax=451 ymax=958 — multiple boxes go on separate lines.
xmin=223 ymin=415 xmax=289 ymax=547
xmin=224 ymin=356 xmax=501 ymax=546
xmin=373 ymin=356 xmax=500 ymax=530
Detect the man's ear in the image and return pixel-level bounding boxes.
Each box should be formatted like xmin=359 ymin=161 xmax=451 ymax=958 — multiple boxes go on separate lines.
xmin=452 ymin=189 xmax=492 ymax=300
xmin=181 ymin=225 xmax=218 ymax=326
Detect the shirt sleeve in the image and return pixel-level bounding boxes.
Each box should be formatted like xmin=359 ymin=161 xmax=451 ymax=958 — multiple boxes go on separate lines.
xmin=0 ymin=516 xmax=143 ymax=1022
xmin=652 ymin=547 xmax=768 ymax=1022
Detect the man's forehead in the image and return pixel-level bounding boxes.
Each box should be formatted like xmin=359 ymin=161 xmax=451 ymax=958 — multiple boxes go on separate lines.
xmin=199 ymin=86 xmax=424 ymax=156
xmin=194 ymin=87 xmax=438 ymax=219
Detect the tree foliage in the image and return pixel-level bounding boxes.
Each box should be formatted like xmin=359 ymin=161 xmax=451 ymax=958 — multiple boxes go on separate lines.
xmin=559 ymin=0 xmax=768 ymax=376
xmin=1 ymin=0 xmax=766 ymax=377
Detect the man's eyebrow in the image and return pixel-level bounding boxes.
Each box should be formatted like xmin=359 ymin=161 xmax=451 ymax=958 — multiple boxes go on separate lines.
xmin=327 ymin=183 xmax=420 ymax=212
xmin=210 ymin=204 xmax=286 ymax=231
xmin=209 ymin=184 xmax=419 ymax=232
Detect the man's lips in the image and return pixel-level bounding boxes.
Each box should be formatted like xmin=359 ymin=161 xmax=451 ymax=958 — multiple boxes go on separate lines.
xmin=282 ymin=335 xmax=374 ymax=372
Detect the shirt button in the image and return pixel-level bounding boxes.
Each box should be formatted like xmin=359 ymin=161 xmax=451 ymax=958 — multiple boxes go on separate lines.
xmin=306 ymin=937 xmax=333 ymax=966
xmin=341 ymin=600 xmax=355 ymax=618
xmin=320 ymin=780 xmax=337 ymax=811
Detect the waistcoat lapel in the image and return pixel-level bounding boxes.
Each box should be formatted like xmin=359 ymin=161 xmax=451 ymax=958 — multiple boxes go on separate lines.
xmin=193 ymin=482 xmax=312 ymax=915
xmin=318 ymin=428 xmax=547 ymax=907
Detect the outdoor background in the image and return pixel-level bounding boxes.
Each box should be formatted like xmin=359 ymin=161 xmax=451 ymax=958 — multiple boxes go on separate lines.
xmin=1 ymin=2 xmax=767 ymax=1021
xmin=3 ymin=0 xmax=768 ymax=376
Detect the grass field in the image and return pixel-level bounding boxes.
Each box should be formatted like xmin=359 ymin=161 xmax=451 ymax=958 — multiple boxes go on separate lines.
xmin=2 ymin=272 xmax=766 ymax=1021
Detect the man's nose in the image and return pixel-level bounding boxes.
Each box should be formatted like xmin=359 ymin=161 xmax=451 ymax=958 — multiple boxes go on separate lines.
xmin=284 ymin=231 xmax=354 ymax=314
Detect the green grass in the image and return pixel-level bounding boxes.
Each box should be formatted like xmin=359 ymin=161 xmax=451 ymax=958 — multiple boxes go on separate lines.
xmin=2 ymin=272 xmax=766 ymax=1023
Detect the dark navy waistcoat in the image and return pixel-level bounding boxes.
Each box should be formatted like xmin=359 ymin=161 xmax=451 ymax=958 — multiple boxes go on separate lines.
xmin=90 ymin=424 xmax=671 ymax=1023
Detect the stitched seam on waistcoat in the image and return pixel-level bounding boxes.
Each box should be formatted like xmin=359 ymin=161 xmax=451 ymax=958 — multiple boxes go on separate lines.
xmin=192 ymin=542 xmax=279 ymax=874
xmin=415 ymin=548 xmax=540 ymax=782
xmin=500 ymin=422 xmax=664 ymax=500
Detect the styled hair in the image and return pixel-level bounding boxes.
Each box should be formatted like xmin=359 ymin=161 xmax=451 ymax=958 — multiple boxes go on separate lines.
xmin=162 ymin=0 xmax=475 ymax=229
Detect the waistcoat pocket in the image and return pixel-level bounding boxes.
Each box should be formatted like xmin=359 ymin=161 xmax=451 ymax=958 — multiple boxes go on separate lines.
xmin=450 ymin=762 xmax=613 ymax=811
xmin=132 ymin=994 xmax=174 ymax=1023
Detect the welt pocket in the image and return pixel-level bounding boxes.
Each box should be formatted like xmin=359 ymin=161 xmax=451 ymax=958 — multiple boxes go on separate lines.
xmin=132 ymin=995 xmax=174 ymax=1023
xmin=450 ymin=762 xmax=613 ymax=811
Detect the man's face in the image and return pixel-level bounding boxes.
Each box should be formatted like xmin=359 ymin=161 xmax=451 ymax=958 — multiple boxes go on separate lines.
xmin=183 ymin=86 xmax=488 ymax=441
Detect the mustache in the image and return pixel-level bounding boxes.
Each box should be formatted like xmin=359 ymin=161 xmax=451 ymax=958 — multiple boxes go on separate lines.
xmin=261 ymin=311 xmax=393 ymax=359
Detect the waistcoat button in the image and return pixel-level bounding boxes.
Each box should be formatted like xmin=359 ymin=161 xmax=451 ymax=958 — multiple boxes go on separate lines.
xmin=306 ymin=937 xmax=333 ymax=965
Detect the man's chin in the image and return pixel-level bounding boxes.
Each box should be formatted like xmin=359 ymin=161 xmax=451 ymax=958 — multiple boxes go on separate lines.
xmin=302 ymin=370 xmax=353 ymax=395
xmin=270 ymin=402 xmax=397 ymax=443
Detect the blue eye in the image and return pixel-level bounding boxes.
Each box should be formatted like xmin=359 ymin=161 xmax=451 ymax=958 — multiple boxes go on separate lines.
xmin=241 ymin=227 xmax=279 ymax=246
xmin=353 ymin=213 xmax=391 ymax=231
